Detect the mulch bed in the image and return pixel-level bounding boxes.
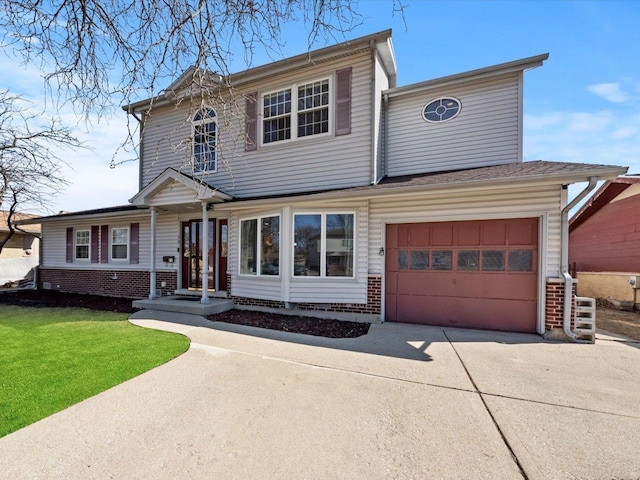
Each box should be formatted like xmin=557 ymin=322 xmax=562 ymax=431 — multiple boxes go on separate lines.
xmin=0 ymin=290 xmax=370 ymax=338
xmin=208 ymin=309 xmax=370 ymax=338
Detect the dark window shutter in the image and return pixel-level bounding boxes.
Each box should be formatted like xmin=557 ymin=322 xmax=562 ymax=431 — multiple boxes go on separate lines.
xmin=245 ymin=92 xmax=258 ymax=151
xmin=66 ymin=227 xmax=74 ymax=263
xmin=335 ymin=67 xmax=352 ymax=136
xmin=100 ymin=225 xmax=109 ymax=263
xmin=130 ymin=223 xmax=139 ymax=264
xmin=90 ymin=226 xmax=99 ymax=263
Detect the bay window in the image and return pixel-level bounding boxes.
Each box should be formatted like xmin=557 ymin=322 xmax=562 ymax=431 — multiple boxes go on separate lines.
xmin=293 ymin=213 xmax=354 ymax=277
xmin=240 ymin=215 xmax=280 ymax=275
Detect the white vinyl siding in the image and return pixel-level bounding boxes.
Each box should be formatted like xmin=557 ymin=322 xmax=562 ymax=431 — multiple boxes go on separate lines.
xmin=140 ymin=52 xmax=374 ymax=198
xmin=368 ymin=184 xmax=562 ymax=279
xmin=39 ymin=212 xmax=180 ymax=273
xmin=386 ymin=73 xmax=522 ymax=177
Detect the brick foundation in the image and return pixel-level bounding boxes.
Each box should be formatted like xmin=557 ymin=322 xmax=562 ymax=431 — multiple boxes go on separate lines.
xmin=545 ymin=278 xmax=577 ymax=337
xmin=39 ymin=268 xmax=177 ymax=299
xmin=231 ymin=275 xmax=382 ymax=320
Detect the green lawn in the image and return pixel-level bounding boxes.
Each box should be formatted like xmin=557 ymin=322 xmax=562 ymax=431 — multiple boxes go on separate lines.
xmin=0 ymin=305 xmax=190 ymax=437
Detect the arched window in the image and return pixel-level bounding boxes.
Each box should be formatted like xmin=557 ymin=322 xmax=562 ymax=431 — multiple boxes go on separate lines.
xmin=193 ymin=108 xmax=217 ymax=172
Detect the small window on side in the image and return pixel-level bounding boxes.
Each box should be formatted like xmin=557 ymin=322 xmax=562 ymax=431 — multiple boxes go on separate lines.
xmin=422 ymin=97 xmax=461 ymax=123
xmin=111 ymin=227 xmax=129 ymax=260
xmin=75 ymin=230 xmax=90 ymax=260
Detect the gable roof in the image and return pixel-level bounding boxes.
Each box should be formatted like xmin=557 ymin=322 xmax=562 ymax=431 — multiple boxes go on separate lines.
xmin=129 ymin=168 xmax=233 ymax=207
xmin=569 ymin=175 xmax=640 ymax=232
xmin=126 ymin=30 xmax=395 ymax=113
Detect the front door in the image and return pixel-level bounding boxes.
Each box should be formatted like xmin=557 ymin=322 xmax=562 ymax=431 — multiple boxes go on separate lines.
xmin=218 ymin=219 xmax=228 ymax=291
xmin=182 ymin=220 xmax=215 ymax=290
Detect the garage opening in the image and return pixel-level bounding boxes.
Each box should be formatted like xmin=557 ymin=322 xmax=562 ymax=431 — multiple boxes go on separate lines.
xmin=385 ymin=218 xmax=538 ymax=332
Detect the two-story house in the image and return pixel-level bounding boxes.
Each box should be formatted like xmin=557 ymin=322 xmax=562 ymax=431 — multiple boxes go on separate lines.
xmin=22 ymin=30 xmax=626 ymax=339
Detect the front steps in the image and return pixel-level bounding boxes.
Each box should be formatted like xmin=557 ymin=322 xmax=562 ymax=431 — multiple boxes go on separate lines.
xmin=133 ymin=295 xmax=233 ymax=316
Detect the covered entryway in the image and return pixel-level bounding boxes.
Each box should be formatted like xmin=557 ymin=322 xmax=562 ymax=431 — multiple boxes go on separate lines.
xmin=181 ymin=219 xmax=228 ymax=291
xmin=385 ymin=218 xmax=538 ymax=332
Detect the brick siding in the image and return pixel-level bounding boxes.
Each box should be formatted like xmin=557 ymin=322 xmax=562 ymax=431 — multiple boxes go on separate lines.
xmin=39 ymin=268 xmax=177 ymax=299
xmin=545 ymin=279 xmax=576 ymax=331
xmin=231 ymin=275 xmax=382 ymax=317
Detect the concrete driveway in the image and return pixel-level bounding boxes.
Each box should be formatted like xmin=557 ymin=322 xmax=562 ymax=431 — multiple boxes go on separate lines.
xmin=1 ymin=311 xmax=639 ymax=479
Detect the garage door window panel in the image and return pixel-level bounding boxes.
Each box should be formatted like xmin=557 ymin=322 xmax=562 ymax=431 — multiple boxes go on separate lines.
xmin=482 ymin=250 xmax=505 ymax=271
xmin=508 ymin=250 xmax=533 ymax=272
xmin=410 ymin=250 xmax=429 ymax=270
xmin=432 ymin=250 xmax=452 ymax=270
xmin=398 ymin=250 xmax=408 ymax=270
xmin=458 ymin=250 xmax=479 ymax=271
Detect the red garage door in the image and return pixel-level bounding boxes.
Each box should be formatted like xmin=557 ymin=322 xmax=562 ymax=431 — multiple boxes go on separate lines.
xmin=385 ymin=218 xmax=538 ymax=333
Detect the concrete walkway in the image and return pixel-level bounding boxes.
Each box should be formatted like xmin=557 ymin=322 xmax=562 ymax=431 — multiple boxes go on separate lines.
xmin=1 ymin=311 xmax=639 ymax=479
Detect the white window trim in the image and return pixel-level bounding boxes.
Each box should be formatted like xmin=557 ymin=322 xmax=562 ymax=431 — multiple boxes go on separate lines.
xmin=260 ymin=75 xmax=334 ymax=147
xmin=192 ymin=106 xmax=218 ymax=173
xmin=238 ymin=214 xmax=281 ymax=277
xmin=292 ymin=211 xmax=356 ymax=279
xmin=74 ymin=229 xmax=91 ymax=262
xmin=110 ymin=226 xmax=130 ymax=262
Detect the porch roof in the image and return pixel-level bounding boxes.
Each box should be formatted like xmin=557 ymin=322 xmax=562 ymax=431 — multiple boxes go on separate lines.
xmin=13 ymin=205 xmax=146 ymax=225
xmin=129 ymin=168 xmax=233 ymax=211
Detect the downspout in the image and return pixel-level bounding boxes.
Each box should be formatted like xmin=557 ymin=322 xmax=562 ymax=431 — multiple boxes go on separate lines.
xmin=382 ymin=92 xmax=389 ymax=182
xmin=370 ymin=39 xmax=376 ymax=185
xmin=560 ymin=177 xmax=597 ymax=340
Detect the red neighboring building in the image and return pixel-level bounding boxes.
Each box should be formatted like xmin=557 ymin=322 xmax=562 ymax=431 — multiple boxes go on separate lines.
xmin=569 ymin=176 xmax=640 ymax=273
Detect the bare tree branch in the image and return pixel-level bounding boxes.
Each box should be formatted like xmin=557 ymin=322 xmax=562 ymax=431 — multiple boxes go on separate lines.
xmin=1 ymin=0 xmax=406 ymax=117
xmin=0 ymin=90 xmax=83 ymax=254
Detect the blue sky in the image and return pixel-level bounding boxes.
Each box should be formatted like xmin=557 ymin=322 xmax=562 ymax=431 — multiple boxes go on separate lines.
xmin=1 ymin=0 xmax=639 ymax=213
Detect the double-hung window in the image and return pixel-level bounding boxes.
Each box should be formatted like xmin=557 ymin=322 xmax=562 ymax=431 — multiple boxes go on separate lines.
xmin=111 ymin=227 xmax=129 ymax=261
xmin=262 ymin=78 xmax=330 ymax=144
xmin=75 ymin=230 xmax=90 ymax=260
xmin=193 ymin=108 xmax=217 ymax=172
xmin=240 ymin=215 xmax=280 ymax=276
xmin=293 ymin=213 xmax=354 ymax=277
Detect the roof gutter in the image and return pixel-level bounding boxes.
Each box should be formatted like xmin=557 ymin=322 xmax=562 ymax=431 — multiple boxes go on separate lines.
xmin=560 ymin=176 xmax=598 ymax=341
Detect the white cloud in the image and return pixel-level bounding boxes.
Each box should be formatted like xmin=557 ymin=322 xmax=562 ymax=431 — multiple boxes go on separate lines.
xmin=587 ymin=82 xmax=629 ymax=103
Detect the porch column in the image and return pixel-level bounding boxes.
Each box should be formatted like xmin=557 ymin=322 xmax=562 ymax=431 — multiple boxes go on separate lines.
xmin=149 ymin=206 xmax=157 ymax=300
xmin=201 ymin=201 xmax=210 ymax=304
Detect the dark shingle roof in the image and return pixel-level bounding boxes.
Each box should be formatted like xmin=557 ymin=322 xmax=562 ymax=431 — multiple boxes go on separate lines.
xmin=371 ymin=161 xmax=627 ymax=192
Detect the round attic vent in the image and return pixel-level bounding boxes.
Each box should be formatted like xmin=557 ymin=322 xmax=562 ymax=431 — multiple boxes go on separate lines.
xmin=422 ymin=97 xmax=461 ymax=123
